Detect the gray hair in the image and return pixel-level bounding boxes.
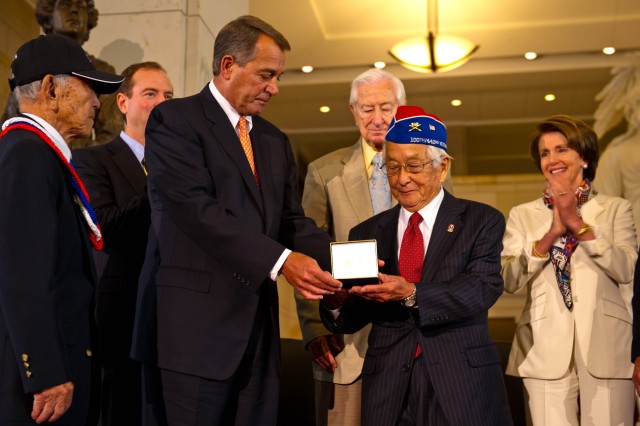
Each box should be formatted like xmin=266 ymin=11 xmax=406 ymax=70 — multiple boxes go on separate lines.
xmin=349 ymin=69 xmax=406 ymax=106
xmin=14 ymin=74 xmax=72 ymax=105
xmin=212 ymin=15 xmax=290 ymax=76
xmin=426 ymin=145 xmax=453 ymax=167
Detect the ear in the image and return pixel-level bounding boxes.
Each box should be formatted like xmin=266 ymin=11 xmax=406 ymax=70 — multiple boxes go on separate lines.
xmin=439 ymin=156 xmax=450 ymax=183
xmin=41 ymin=74 xmax=57 ymax=99
xmin=40 ymin=74 xmax=59 ymax=110
xmin=219 ymin=55 xmax=236 ymax=80
xmin=116 ymin=92 xmax=127 ymax=114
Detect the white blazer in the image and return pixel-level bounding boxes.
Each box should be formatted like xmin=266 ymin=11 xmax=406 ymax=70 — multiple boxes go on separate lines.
xmin=502 ymin=194 xmax=637 ymax=380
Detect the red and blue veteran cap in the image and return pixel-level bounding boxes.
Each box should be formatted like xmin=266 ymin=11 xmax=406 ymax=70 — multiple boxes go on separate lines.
xmin=9 ymin=34 xmax=123 ymax=94
xmin=385 ymin=105 xmax=447 ymax=152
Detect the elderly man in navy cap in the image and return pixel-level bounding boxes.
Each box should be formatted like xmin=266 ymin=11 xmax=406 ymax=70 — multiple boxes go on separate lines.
xmin=0 ymin=34 xmax=122 ymax=425
xmin=320 ymin=106 xmax=512 ymax=425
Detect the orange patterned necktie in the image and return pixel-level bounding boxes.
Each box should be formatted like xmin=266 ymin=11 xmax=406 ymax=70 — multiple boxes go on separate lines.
xmin=237 ymin=116 xmax=259 ymax=185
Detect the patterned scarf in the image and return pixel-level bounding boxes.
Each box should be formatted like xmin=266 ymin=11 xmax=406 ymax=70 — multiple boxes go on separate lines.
xmin=542 ymin=180 xmax=593 ymax=309
xmin=1 ymin=117 xmax=103 ymax=251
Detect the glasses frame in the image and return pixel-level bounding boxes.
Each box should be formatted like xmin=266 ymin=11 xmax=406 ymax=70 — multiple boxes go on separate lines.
xmin=382 ymin=159 xmax=435 ymax=176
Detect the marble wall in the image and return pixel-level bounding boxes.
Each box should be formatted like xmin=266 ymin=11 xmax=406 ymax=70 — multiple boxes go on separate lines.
xmin=84 ymin=0 xmax=249 ymax=97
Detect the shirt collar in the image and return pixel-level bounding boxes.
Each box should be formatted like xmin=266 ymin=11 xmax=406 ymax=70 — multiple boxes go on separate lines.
xmin=399 ymin=187 xmax=445 ymax=231
xmin=23 ymin=113 xmax=71 ymax=161
xmin=208 ymin=80 xmax=253 ymax=132
xmin=119 ymin=130 xmax=145 ymax=163
xmin=361 ymin=138 xmax=384 ymax=179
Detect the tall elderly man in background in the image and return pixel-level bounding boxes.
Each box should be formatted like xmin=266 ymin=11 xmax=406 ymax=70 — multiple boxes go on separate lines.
xmin=295 ymin=69 xmax=453 ymax=425
xmin=0 ymin=34 xmax=122 ymax=425
xmin=73 ymin=62 xmax=174 ymax=426
xmin=321 ymin=106 xmax=511 ymax=425
xmin=137 ymin=15 xmax=342 ymax=425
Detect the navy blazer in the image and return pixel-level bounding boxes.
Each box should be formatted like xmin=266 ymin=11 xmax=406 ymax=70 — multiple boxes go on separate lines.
xmin=322 ymin=191 xmax=512 ymax=426
xmin=135 ymin=86 xmax=331 ymax=381
xmin=0 ymin=127 xmax=97 ymax=424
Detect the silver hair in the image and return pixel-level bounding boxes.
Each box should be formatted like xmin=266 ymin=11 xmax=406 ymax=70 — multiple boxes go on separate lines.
xmin=349 ymin=68 xmax=406 ymax=106
xmin=14 ymin=74 xmax=72 ymax=105
xmin=426 ymin=145 xmax=453 ymax=167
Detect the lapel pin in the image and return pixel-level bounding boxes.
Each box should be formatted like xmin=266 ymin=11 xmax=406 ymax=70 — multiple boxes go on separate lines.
xmin=447 ymin=224 xmax=454 ymax=233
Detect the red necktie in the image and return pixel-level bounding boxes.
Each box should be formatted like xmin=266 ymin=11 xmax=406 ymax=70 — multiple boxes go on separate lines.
xmin=398 ymin=212 xmax=424 ymax=358
xmin=399 ymin=212 xmax=424 ymax=283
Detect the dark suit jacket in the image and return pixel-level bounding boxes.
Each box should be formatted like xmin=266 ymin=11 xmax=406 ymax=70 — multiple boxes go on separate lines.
xmin=322 ymin=191 xmax=512 ymax=426
xmin=135 ymin=85 xmax=331 ymax=381
xmin=0 ymin=127 xmax=97 ymax=424
xmin=73 ymin=136 xmax=150 ymax=366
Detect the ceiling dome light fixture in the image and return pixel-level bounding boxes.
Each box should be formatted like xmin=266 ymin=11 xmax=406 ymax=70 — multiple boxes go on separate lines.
xmin=524 ymin=51 xmax=538 ymax=60
xmin=373 ymin=61 xmax=387 ymax=69
xmin=544 ymin=94 xmax=556 ymax=102
xmin=301 ymin=65 xmax=314 ymax=73
xmin=602 ymin=47 xmax=616 ymax=55
xmin=388 ymin=0 xmax=478 ymax=73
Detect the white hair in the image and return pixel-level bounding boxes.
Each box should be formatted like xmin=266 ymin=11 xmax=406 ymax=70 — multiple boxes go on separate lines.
xmin=14 ymin=74 xmax=72 ymax=105
xmin=349 ymin=68 xmax=406 ymax=106
xmin=427 ymin=146 xmax=452 ymax=166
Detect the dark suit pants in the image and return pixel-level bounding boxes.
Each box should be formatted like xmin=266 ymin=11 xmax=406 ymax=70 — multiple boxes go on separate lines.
xmin=160 ymin=298 xmax=279 ymax=426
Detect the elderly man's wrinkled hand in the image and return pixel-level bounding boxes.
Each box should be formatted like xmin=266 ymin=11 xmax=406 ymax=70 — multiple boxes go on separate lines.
xmin=31 ymin=381 xmax=74 ymax=424
xmin=307 ymin=335 xmax=344 ymax=373
xmin=350 ymin=272 xmax=414 ymax=303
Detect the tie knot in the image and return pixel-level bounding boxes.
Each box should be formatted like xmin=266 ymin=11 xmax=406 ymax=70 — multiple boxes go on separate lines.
xmin=409 ymin=212 xmax=423 ymax=226
xmin=238 ymin=116 xmax=248 ymax=131
xmin=372 ymin=152 xmax=382 ymax=167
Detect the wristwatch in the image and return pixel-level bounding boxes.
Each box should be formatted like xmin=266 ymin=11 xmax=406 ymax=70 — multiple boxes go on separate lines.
xmin=402 ymin=284 xmax=417 ymax=307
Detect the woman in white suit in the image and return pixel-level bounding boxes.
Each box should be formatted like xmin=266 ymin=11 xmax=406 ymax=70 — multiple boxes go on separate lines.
xmin=502 ymin=115 xmax=638 ymax=425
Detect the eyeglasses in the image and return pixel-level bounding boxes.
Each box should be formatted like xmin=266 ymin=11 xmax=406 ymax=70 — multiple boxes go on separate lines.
xmin=382 ymin=160 xmax=435 ymax=176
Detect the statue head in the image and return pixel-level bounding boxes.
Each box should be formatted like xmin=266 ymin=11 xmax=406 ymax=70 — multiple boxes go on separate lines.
xmin=35 ymin=0 xmax=99 ymax=45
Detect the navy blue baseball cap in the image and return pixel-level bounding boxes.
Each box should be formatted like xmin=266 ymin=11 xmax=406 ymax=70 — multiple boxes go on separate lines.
xmin=9 ymin=34 xmax=123 ymax=94
xmin=386 ymin=105 xmax=447 ymax=152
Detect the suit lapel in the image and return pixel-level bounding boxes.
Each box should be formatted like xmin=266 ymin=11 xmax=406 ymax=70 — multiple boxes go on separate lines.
xmin=580 ymin=195 xmax=605 ymax=225
xmin=374 ymin=206 xmax=402 ymax=274
xmin=199 ymin=88 xmax=264 ymax=213
xmin=423 ymin=191 xmax=466 ymax=283
xmin=109 ymin=137 xmax=146 ymax=195
xmin=342 ymin=142 xmax=374 ymax=224
xmin=251 ymin=120 xmax=273 ymax=224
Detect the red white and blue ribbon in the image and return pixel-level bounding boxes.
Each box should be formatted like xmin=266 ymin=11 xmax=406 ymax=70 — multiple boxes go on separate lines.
xmin=1 ymin=117 xmax=103 ymax=250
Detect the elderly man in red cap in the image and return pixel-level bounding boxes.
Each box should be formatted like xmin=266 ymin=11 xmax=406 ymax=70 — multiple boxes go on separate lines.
xmin=320 ymin=106 xmax=512 ymax=425
xmin=0 ymin=34 xmax=122 ymax=425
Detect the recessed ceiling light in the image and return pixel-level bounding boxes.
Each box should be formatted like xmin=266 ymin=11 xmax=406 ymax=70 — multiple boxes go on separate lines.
xmin=451 ymin=99 xmax=462 ymax=107
xmin=373 ymin=61 xmax=386 ymax=69
xmin=301 ymin=65 xmax=314 ymax=73
xmin=544 ymin=94 xmax=556 ymax=102
xmin=602 ymin=47 xmax=616 ymax=55
xmin=524 ymin=51 xmax=538 ymax=60
xmin=320 ymin=106 xmax=330 ymax=113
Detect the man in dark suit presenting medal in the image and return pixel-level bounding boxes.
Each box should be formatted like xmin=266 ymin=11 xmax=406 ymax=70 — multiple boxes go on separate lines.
xmin=136 ymin=15 xmax=342 ymax=425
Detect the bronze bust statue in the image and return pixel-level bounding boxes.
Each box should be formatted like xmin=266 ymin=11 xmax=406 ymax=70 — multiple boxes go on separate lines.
xmin=2 ymin=0 xmax=122 ymax=148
